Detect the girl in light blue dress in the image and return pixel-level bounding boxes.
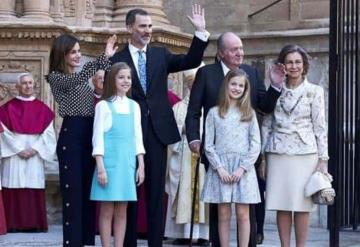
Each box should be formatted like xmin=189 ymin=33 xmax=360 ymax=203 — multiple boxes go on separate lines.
xmin=90 ymin=62 xmax=145 ymax=247
xmin=201 ymin=69 xmax=261 ymax=247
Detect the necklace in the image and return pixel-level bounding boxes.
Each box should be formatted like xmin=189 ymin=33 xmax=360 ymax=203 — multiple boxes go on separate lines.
xmin=280 ymin=93 xmax=303 ymax=115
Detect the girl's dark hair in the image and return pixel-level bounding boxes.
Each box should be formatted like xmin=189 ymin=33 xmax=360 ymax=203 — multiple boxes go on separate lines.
xmin=48 ymin=34 xmax=79 ymax=74
xmin=218 ymin=69 xmax=253 ymax=121
xmin=102 ymin=62 xmax=131 ymax=101
xmin=277 ymin=44 xmax=310 ymax=75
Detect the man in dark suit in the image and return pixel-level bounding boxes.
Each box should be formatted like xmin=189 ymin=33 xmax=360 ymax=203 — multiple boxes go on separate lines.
xmin=185 ymin=32 xmax=283 ymax=247
xmin=110 ymin=5 xmax=209 ymax=247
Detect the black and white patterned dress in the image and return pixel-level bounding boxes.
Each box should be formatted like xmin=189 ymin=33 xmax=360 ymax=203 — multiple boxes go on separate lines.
xmin=47 ymin=54 xmax=110 ymax=117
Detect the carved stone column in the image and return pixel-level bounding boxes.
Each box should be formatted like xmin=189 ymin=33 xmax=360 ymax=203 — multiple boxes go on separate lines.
xmin=0 ymin=0 xmax=16 ymax=20
xmin=50 ymin=0 xmax=63 ymax=23
xmin=112 ymin=0 xmax=179 ymax=30
xmin=23 ymin=0 xmax=51 ymax=21
xmin=92 ymin=0 xmax=114 ymax=27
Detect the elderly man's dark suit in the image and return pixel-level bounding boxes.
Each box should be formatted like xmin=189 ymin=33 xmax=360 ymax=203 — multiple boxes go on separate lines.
xmin=110 ymin=36 xmax=208 ymax=247
xmin=185 ymin=61 xmax=281 ymax=247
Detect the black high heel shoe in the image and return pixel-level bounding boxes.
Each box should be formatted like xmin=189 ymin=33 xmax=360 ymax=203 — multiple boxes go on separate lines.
xmin=256 ymin=233 xmax=264 ymax=245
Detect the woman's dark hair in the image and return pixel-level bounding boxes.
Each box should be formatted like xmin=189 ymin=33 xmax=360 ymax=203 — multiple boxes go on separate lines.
xmin=277 ymin=44 xmax=310 ymax=75
xmin=48 ymin=34 xmax=79 ymax=74
xmin=102 ymin=62 xmax=132 ymax=101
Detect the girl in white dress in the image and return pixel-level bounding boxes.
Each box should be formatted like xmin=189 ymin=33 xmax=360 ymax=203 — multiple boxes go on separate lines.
xmin=201 ymin=69 xmax=261 ymax=247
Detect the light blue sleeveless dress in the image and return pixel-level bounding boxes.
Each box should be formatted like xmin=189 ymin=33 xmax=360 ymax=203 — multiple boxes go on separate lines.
xmin=90 ymin=100 xmax=137 ymax=201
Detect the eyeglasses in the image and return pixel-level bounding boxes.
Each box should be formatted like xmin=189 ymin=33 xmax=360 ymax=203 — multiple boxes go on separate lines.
xmin=284 ymin=60 xmax=303 ymax=65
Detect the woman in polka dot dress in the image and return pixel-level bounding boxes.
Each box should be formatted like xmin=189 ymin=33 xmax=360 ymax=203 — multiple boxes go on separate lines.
xmin=47 ymin=34 xmax=117 ymax=247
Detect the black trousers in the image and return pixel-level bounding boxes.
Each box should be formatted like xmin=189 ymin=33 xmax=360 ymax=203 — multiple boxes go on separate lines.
xmin=125 ymin=121 xmax=167 ymax=247
xmin=57 ymin=116 xmax=96 ymax=247
xmin=255 ymin=176 xmax=266 ymax=235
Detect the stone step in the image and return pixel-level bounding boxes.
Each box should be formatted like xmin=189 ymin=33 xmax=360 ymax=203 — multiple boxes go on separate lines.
xmin=0 ymin=224 xmax=359 ymax=246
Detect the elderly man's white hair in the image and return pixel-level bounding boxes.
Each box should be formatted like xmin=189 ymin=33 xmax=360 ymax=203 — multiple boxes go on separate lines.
xmin=17 ymin=72 xmax=34 ymax=84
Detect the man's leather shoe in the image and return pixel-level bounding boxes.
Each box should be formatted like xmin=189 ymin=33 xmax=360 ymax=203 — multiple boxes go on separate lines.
xmin=197 ymin=238 xmax=210 ymax=246
xmin=172 ymin=238 xmax=190 ymax=245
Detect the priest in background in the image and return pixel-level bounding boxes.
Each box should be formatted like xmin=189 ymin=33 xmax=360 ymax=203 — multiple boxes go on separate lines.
xmin=0 ymin=72 xmax=57 ymax=232
xmin=92 ymin=69 xmax=105 ymax=105
xmin=165 ymin=64 xmax=209 ymax=246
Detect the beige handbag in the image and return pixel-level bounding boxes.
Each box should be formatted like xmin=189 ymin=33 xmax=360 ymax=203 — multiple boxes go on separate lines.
xmin=312 ymin=187 xmax=336 ymax=205
xmin=305 ymin=171 xmax=336 ymax=205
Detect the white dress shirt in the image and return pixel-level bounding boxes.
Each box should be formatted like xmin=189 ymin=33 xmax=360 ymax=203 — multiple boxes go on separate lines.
xmin=128 ymin=44 xmax=147 ymax=79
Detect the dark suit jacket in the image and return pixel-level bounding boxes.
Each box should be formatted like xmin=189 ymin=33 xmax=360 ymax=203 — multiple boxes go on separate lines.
xmin=110 ymin=36 xmax=208 ymax=145
xmin=185 ymin=62 xmax=281 ymax=163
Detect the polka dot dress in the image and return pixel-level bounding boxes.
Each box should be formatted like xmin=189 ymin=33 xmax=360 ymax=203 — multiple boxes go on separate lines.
xmin=47 ymin=54 xmax=111 ymax=117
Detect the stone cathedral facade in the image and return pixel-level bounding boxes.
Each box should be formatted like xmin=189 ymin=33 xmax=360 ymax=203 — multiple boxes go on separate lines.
xmin=0 ymin=0 xmax=330 ymax=226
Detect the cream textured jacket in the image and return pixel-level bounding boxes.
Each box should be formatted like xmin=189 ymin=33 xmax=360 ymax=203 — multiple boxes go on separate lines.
xmin=261 ymin=78 xmax=329 ymax=159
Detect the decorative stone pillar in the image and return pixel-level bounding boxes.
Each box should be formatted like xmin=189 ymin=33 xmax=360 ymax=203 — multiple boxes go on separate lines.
xmin=92 ymin=0 xmax=114 ymax=27
xmin=290 ymin=0 xmax=301 ymax=27
xmin=0 ymin=0 xmax=16 ymax=20
xmin=50 ymin=0 xmax=63 ymax=23
xmin=23 ymin=0 xmax=51 ymax=21
xmin=112 ymin=0 xmax=179 ymax=30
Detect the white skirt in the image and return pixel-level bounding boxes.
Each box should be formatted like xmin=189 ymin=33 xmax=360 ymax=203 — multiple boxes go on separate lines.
xmin=265 ymin=153 xmax=317 ymax=212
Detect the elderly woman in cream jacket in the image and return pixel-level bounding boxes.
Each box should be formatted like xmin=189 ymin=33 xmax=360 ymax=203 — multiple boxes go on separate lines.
xmin=261 ymin=44 xmax=328 ymax=247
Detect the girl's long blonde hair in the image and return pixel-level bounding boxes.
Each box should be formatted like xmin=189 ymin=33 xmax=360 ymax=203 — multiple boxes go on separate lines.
xmin=218 ymin=69 xmax=253 ymax=121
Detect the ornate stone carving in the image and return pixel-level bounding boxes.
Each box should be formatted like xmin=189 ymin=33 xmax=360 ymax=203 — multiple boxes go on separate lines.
xmin=0 ymin=30 xmax=60 ymax=39
xmin=152 ymin=34 xmax=190 ymax=49
xmin=112 ymin=0 xmax=180 ymax=31
xmin=50 ymin=0 xmax=64 ymax=23
xmin=92 ymin=0 xmax=114 ymax=27
xmin=63 ymin=0 xmax=75 ymax=17
xmin=85 ymin=0 xmax=96 ymax=19
xmin=22 ymin=0 xmax=51 ymax=20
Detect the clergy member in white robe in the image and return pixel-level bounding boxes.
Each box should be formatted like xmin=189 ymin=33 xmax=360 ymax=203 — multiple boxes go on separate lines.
xmin=0 ymin=72 xmax=56 ymax=232
xmin=165 ymin=64 xmax=209 ymax=244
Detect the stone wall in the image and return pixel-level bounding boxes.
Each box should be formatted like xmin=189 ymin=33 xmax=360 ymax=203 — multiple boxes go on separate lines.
xmin=164 ymin=0 xmax=329 ymax=33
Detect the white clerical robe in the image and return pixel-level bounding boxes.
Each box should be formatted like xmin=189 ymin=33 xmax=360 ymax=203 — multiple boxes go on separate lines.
xmin=165 ymin=93 xmax=209 ymax=239
xmin=0 ymin=123 xmax=57 ymax=189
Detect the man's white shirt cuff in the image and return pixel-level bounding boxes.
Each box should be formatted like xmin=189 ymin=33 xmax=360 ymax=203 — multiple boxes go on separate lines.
xmin=194 ymin=31 xmax=210 ymax=42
